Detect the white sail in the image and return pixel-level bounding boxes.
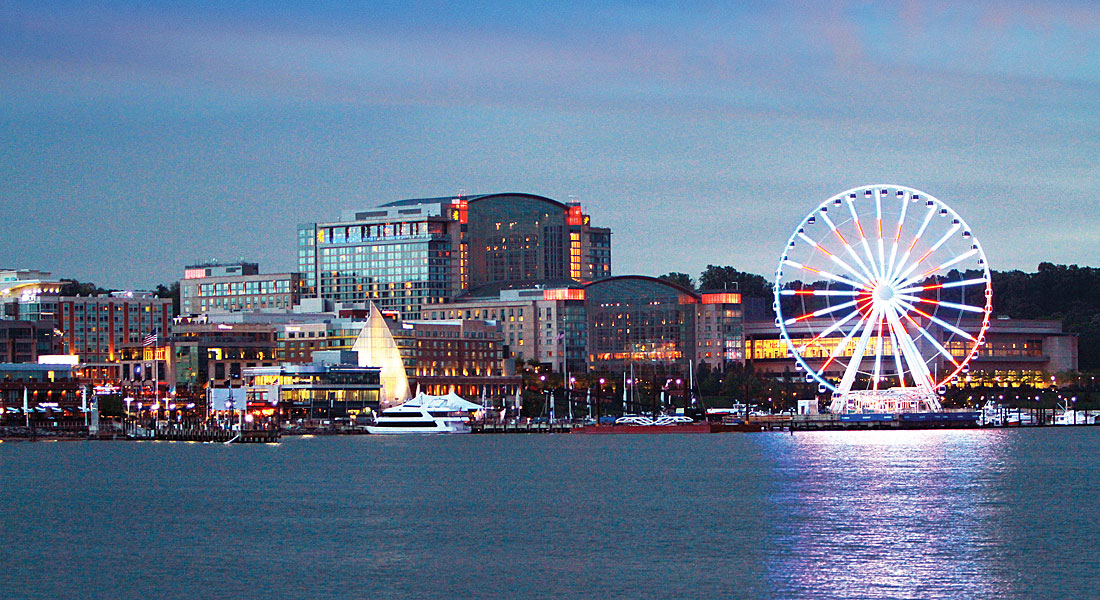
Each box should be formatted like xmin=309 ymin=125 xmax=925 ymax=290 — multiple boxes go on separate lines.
xmin=352 ymin=302 xmax=411 ymax=410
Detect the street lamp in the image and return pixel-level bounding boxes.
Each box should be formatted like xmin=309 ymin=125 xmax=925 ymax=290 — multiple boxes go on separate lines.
xmin=597 ymin=377 xmax=605 ymax=424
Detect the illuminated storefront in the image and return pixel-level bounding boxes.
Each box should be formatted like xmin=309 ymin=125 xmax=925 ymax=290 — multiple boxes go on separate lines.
xmin=745 ymin=317 xmax=1077 ymax=388
xmin=244 ymin=364 xmax=380 ymax=420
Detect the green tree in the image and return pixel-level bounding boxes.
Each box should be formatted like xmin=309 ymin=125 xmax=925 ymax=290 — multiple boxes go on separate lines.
xmin=154 ymin=281 xmax=181 ymax=316
xmin=658 ymin=272 xmax=695 ymax=291
xmin=59 ymin=279 xmax=111 ymax=296
xmin=698 ymin=265 xmax=772 ymax=297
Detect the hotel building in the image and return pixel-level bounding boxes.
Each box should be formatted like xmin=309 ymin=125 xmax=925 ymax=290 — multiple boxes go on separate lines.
xmin=584 ymin=276 xmax=744 ymax=372
xmin=297 ymin=192 xmax=611 ymax=319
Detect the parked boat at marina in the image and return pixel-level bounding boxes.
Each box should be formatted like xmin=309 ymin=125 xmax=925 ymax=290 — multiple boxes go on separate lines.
xmin=366 ymin=392 xmax=483 ymax=434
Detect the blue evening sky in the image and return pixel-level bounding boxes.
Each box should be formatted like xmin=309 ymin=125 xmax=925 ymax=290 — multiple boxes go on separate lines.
xmin=2 ymin=0 xmax=1098 ymax=289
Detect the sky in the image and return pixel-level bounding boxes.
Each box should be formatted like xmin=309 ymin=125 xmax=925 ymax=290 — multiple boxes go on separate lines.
xmin=2 ymin=0 xmax=1099 ymax=290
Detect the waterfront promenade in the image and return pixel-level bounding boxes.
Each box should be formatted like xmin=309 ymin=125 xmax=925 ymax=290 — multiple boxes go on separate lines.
xmin=1 ymin=405 xmax=1095 ymax=441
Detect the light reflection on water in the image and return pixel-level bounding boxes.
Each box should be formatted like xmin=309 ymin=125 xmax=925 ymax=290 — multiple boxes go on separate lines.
xmin=1 ymin=429 xmax=1097 ymax=599
xmin=761 ymin=430 xmax=1015 ymax=599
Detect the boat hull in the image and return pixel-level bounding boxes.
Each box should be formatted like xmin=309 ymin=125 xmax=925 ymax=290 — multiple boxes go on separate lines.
xmin=366 ymin=423 xmax=470 ymax=434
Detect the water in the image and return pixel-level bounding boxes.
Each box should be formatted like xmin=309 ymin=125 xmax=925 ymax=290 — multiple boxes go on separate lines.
xmin=2 ymin=428 xmax=1098 ymax=599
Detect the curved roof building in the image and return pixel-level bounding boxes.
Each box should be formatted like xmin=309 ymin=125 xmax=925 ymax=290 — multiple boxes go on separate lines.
xmin=584 ymin=276 xmax=700 ymax=370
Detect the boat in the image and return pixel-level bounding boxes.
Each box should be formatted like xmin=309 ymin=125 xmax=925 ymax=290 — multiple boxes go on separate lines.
xmin=1054 ymin=402 xmax=1099 ymax=425
xmin=366 ymin=392 xmax=483 ymax=434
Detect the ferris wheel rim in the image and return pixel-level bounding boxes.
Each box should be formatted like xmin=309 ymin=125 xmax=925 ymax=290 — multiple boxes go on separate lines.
xmin=772 ymin=184 xmax=993 ymax=397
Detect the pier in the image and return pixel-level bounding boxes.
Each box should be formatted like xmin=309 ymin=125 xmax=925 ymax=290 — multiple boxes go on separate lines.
xmin=124 ymin=423 xmax=280 ymax=443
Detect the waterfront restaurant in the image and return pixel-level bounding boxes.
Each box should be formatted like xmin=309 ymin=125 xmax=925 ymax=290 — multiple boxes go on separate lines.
xmin=242 ymin=362 xmax=381 ymax=422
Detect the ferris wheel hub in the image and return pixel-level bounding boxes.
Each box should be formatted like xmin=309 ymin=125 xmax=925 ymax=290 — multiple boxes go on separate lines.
xmin=873 ymin=283 xmax=895 ymax=303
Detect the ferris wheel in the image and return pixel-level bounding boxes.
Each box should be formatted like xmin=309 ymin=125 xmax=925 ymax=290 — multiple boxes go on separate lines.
xmin=773 ymin=185 xmax=992 ymax=413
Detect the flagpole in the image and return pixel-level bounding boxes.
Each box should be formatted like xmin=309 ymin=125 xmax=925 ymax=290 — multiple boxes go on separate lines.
xmin=154 ymin=348 xmax=159 ymax=430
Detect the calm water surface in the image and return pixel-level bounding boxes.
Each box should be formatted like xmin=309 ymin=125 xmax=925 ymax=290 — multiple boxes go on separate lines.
xmin=2 ymin=428 xmax=1098 ymax=599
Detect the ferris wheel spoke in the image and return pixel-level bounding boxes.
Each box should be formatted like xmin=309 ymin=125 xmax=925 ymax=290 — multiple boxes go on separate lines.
xmin=780 ymin=289 xmax=862 ymax=297
xmin=782 ymin=260 xmax=868 ymax=290
xmin=836 ymin=307 xmax=880 ymax=397
xmin=872 ymin=315 xmax=885 ymax=391
xmin=900 ymin=311 xmax=961 ymax=368
xmin=896 ymin=276 xmax=989 ymax=295
xmin=810 ymin=309 xmax=871 ymax=380
xmin=896 ymin=294 xmax=987 ymax=314
xmin=874 ymin=189 xmax=886 ymax=281
xmin=820 ymin=211 xmax=878 ymax=283
xmin=783 ymin=299 xmax=863 ymax=325
xmin=885 ymin=318 xmax=907 ymax=387
xmin=896 ymin=248 xmax=978 ymax=290
xmin=886 ymin=191 xmax=910 ymax=277
xmin=796 ymin=306 xmax=863 ymax=354
xmin=883 ymin=305 xmax=936 ymax=393
xmin=892 ymin=223 xmax=961 ymax=286
xmin=846 ymin=199 xmax=882 ymax=280
xmin=796 ymin=232 xmax=872 ymax=286
xmin=889 ymin=203 xmax=937 ymax=282
xmin=894 ymin=298 xmax=977 ymax=342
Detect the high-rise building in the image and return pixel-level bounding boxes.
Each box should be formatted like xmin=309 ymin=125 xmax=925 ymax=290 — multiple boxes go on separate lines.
xmin=297 ymin=193 xmax=611 ymax=319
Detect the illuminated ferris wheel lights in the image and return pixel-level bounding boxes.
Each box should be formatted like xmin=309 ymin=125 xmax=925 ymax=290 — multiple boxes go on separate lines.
xmin=774 ymin=185 xmax=992 ymax=413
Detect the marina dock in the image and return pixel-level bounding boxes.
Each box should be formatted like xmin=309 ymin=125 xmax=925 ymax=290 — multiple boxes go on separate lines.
xmin=124 ymin=423 xmax=280 ymax=443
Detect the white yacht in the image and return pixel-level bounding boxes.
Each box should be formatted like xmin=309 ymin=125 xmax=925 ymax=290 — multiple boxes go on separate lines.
xmin=366 ymin=392 xmax=483 ymax=434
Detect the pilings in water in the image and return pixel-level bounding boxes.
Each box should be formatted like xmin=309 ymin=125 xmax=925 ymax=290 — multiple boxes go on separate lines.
xmin=124 ymin=423 xmax=279 ymax=443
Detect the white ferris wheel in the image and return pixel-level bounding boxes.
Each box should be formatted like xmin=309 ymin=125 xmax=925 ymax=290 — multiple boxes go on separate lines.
xmin=773 ymin=185 xmax=992 ymax=413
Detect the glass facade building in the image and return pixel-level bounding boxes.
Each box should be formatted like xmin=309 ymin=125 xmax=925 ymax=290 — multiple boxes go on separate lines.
xmin=298 ymin=199 xmax=457 ymax=319
xmin=298 ymin=193 xmax=611 ymax=320
xmin=584 ymin=276 xmax=744 ymax=372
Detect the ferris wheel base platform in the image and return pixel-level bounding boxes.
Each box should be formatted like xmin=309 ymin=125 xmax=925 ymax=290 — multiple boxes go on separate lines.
xmin=755 ymin=412 xmax=983 ymax=431
xmin=829 ymin=387 xmax=943 ymax=414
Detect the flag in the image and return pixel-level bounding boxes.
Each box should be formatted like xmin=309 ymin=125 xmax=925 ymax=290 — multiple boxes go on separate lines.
xmin=143 ymin=328 xmax=159 ymax=346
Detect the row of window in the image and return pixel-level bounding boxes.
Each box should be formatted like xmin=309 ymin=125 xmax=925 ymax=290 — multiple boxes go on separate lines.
xmin=192 ymin=280 xmax=292 ymax=296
